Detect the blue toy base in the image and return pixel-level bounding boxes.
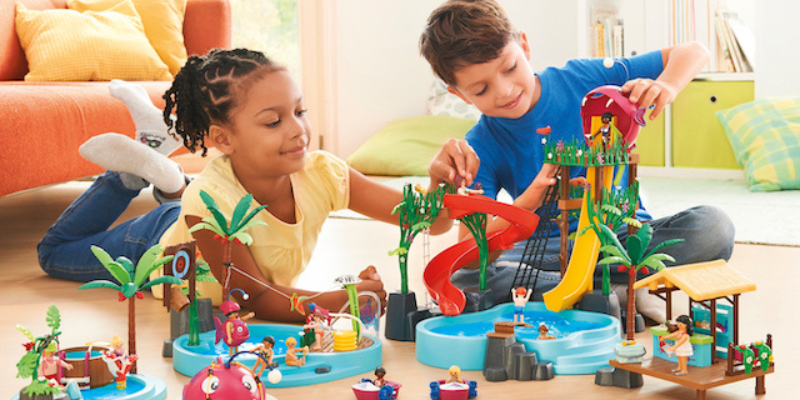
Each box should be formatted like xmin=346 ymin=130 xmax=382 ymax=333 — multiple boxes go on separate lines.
xmin=172 ymin=323 xmax=382 ymax=387
xmin=416 ymin=302 xmax=620 ymax=375
xmin=11 ymin=374 xmax=166 ymax=400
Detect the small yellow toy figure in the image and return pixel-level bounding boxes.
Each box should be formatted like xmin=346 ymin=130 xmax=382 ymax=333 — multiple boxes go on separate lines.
xmin=661 ymin=315 xmax=694 ymax=376
xmin=102 ymin=336 xmax=138 ymax=389
xmin=284 ymin=337 xmax=309 ymax=367
xmin=591 ymin=112 xmax=614 ymax=148
xmin=446 ymin=365 xmax=466 ymax=384
xmin=39 ymin=344 xmax=73 ymax=384
xmin=251 ymin=335 xmax=277 ymax=376
xmin=537 ymin=324 xmax=556 ymax=340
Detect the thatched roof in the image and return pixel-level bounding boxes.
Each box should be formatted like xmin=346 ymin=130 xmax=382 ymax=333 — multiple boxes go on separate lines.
xmin=633 ymin=260 xmax=756 ymax=301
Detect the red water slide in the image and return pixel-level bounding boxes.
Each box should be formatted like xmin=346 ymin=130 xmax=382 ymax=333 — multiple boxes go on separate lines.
xmin=423 ymin=194 xmax=540 ymax=316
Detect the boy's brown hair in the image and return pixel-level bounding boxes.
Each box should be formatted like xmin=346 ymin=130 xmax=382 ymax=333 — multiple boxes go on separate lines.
xmin=419 ymin=0 xmax=518 ymax=87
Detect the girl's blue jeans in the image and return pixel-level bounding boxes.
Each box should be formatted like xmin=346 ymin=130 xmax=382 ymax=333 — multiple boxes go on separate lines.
xmin=38 ymin=172 xmax=180 ymax=282
xmin=451 ymin=205 xmax=735 ymax=299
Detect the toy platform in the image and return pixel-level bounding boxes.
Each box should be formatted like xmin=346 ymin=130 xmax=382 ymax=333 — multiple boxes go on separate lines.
xmin=609 ymin=358 xmax=774 ymax=400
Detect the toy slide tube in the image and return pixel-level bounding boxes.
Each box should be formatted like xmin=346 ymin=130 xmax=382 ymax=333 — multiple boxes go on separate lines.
xmin=542 ymin=166 xmax=613 ymax=312
xmin=423 ymin=194 xmax=539 ymax=316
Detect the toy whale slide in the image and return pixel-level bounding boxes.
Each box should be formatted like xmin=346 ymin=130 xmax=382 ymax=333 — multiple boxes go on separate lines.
xmin=423 ymin=194 xmax=539 ymax=316
xmin=542 ymin=165 xmax=613 ymax=312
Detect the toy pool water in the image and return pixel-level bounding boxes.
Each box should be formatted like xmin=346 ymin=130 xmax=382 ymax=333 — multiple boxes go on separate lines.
xmin=416 ymin=302 xmax=620 ymax=375
xmin=10 ymin=374 xmax=166 ymax=400
xmin=173 ymin=323 xmax=381 ymax=387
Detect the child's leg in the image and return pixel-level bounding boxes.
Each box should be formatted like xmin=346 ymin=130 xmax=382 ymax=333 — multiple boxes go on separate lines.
xmin=38 ymin=172 xmax=180 ymax=282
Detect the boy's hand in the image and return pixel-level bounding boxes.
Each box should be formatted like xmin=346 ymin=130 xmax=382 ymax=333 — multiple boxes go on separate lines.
xmin=429 ymin=139 xmax=480 ymax=187
xmin=515 ymin=164 xmax=558 ymax=211
xmin=621 ymin=78 xmax=678 ymax=120
xmin=356 ymin=266 xmax=387 ymax=315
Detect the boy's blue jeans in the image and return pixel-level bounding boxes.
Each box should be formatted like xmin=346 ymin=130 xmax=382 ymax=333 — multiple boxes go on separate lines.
xmin=451 ymin=205 xmax=735 ymax=299
xmin=38 ymin=172 xmax=180 ymax=282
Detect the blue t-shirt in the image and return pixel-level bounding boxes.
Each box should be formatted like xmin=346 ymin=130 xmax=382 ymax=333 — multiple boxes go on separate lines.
xmin=466 ymin=51 xmax=664 ymax=233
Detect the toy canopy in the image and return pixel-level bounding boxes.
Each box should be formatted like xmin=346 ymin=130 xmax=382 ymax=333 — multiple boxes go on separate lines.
xmin=580 ymin=85 xmax=647 ymax=150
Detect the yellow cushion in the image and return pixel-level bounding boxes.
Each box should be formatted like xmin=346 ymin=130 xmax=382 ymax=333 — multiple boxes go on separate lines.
xmin=15 ymin=1 xmax=172 ymax=81
xmin=68 ymin=0 xmax=187 ymax=76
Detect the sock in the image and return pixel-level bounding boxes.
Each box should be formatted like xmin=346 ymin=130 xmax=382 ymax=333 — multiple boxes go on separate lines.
xmin=108 ymin=79 xmax=182 ymax=157
xmin=80 ymin=133 xmax=184 ymax=194
xmin=118 ymin=172 xmax=149 ymax=191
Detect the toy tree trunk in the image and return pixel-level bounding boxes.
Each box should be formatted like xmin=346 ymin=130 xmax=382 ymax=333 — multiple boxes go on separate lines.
xmin=188 ymin=302 xmax=200 ymax=346
xmin=222 ymin=241 xmax=232 ymax=301
xmin=626 ymin=267 xmax=636 ymax=341
xmin=129 ymin=296 xmax=137 ymax=374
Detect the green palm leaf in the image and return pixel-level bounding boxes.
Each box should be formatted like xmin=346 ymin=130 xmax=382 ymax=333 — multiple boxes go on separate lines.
xmin=134 ymin=244 xmax=163 ymax=285
xmin=16 ymin=325 xmax=34 ymax=342
xmin=46 ymin=305 xmax=60 ymax=330
xmin=599 ymin=245 xmax=629 ymax=262
xmin=140 ymin=275 xmax=182 ymax=292
xmin=625 ymin=235 xmax=645 ymax=264
xmin=412 ymin=221 xmax=432 ymax=231
xmin=230 ymin=194 xmax=255 ymax=233
xmin=229 ymin=232 xmax=254 ymax=246
xmin=236 ymin=218 xmax=268 ymax=233
xmin=639 ymin=257 xmax=667 ymax=272
xmin=622 ymin=217 xmax=642 ymax=228
xmin=188 ymin=221 xmax=226 ymax=237
xmin=134 ymin=255 xmax=175 ymax=287
xmin=598 ymin=224 xmax=626 ymax=254
xmin=643 ymin=238 xmax=685 ymax=260
xmin=116 ymin=256 xmax=136 ymax=276
xmin=89 ymin=246 xmax=131 ymax=285
xmin=601 ymin=204 xmax=622 ymax=215
xmin=199 ymin=190 xmax=231 ymax=233
xmin=90 ymin=245 xmax=115 ymax=269
xmin=597 ymin=256 xmax=630 ymax=265
xmin=78 ymin=280 xmax=123 ymax=291
xmin=635 ymin=223 xmax=654 ymax=244
xmin=233 ymin=204 xmax=268 ymax=234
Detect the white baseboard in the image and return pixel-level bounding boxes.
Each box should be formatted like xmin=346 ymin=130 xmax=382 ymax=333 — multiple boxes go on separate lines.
xmin=639 ymin=166 xmax=745 ymax=180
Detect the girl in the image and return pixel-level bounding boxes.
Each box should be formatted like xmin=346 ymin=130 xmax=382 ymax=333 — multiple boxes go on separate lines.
xmin=38 ymin=48 xmax=455 ymax=322
xmin=661 ymin=314 xmax=694 ymax=375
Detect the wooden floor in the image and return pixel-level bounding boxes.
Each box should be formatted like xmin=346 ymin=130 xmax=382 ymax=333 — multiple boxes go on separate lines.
xmin=1 ymin=174 xmax=798 ymax=400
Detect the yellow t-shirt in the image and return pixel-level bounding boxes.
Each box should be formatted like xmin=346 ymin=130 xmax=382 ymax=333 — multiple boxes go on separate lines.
xmin=154 ymin=150 xmax=350 ymax=303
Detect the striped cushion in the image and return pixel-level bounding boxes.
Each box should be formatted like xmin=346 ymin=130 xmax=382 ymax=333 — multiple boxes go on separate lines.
xmin=717 ymin=97 xmax=800 ymax=191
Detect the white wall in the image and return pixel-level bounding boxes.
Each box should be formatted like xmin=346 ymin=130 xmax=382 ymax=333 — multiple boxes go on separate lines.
xmin=330 ymin=1 xmax=579 ymax=159
xmin=754 ymin=0 xmax=800 ymax=98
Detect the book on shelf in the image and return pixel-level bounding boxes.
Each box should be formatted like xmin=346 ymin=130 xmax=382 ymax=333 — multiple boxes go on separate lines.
xmin=589 ymin=4 xmax=624 ymax=58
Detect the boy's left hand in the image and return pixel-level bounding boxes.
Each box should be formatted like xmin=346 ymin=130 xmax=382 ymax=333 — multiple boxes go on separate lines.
xmin=621 ymin=78 xmax=677 ymax=120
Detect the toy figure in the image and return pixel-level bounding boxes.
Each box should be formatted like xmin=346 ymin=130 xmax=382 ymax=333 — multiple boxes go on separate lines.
xmin=591 ymin=112 xmax=614 ymax=147
xmin=251 ymin=335 xmax=278 ymax=376
xmin=302 ymin=304 xmax=331 ymax=352
xmin=660 ymin=314 xmax=694 ymax=375
xmin=102 ymin=336 xmax=138 ymax=389
xmin=511 ymin=287 xmax=532 ymax=325
xmin=446 ymin=365 xmax=466 ymax=384
xmin=373 ymin=366 xmax=387 ymax=388
xmin=284 ymin=337 xmax=309 ymax=367
xmin=537 ymin=324 xmax=556 ymax=340
xmin=213 ymin=293 xmax=255 ymax=356
xmin=39 ymin=347 xmax=73 ymax=384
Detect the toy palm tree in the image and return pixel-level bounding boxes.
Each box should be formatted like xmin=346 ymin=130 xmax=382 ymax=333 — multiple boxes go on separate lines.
xmin=16 ymin=305 xmax=63 ymax=397
xmin=79 ymin=244 xmax=179 ymax=373
xmin=595 ymin=223 xmax=683 ymax=340
xmin=188 ymin=190 xmax=268 ymax=300
xmin=389 ymin=183 xmax=445 ymax=294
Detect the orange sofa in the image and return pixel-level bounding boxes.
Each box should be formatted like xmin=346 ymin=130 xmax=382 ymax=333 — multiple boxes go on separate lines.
xmin=0 ymin=0 xmax=231 ymax=197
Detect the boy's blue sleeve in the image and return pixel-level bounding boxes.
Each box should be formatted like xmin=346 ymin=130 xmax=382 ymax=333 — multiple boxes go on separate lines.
xmin=620 ymin=49 xmax=664 ymax=80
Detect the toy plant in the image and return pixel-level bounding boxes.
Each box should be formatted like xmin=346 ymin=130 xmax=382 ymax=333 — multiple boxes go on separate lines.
xmin=579 ymin=182 xmax=640 ymax=295
xmin=79 ymin=244 xmax=180 ymax=374
xmin=188 ymin=190 xmax=268 ymax=301
xmin=594 ymin=222 xmax=683 ymax=341
xmin=16 ymin=305 xmax=67 ymax=397
xmin=389 ymin=183 xmax=445 ymax=294
xmin=335 ymin=274 xmax=362 ymax=337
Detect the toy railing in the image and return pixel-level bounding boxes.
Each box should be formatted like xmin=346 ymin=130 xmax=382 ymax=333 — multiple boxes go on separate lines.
xmin=726 ymin=333 xmax=773 ymax=376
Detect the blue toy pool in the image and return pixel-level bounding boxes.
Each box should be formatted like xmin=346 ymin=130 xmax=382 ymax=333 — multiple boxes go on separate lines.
xmin=416 ymin=302 xmax=620 ymax=375
xmin=173 ymin=323 xmax=382 ymax=387
xmin=10 ymin=374 xmax=166 ymax=400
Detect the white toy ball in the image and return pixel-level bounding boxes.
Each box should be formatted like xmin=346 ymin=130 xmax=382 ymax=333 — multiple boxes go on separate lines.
xmin=267 ymin=369 xmax=282 ymax=384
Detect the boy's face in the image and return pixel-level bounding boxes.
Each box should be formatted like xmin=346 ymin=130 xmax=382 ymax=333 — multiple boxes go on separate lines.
xmin=448 ymin=33 xmax=536 ymax=119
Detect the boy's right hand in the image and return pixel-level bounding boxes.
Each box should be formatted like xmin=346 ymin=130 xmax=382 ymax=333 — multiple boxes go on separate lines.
xmin=429 ymin=139 xmax=480 ymax=187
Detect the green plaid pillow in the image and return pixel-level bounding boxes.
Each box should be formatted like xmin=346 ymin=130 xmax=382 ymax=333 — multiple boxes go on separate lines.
xmin=716 ymin=97 xmax=800 ymax=191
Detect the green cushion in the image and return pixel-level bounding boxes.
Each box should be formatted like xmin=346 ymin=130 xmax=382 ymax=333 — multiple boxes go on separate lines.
xmin=347 ymin=115 xmax=477 ymax=176
xmin=716 ymin=97 xmax=800 ymax=191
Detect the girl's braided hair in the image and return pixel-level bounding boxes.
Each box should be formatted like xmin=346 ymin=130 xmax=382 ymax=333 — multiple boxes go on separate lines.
xmin=163 ymin=48 xmax=285 ymax=155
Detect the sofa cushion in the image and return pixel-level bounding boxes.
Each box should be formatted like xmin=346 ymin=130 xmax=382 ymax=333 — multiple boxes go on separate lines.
xmin=68 ymin=0 xmax=187 ymax=76
xmin=15 ymin=1 xmax=172 ymax=81
xmin=0 ymin=81 xmax=172 ymax=196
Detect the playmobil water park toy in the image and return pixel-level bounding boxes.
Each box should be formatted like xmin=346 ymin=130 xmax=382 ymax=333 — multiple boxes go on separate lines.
xmin=352 ymin=367 xmax=401 ymax=400
xmin=182 ymin=352 xmax=281 ymax=400
xmin=429 ymin=366 xmax=477 ymax=400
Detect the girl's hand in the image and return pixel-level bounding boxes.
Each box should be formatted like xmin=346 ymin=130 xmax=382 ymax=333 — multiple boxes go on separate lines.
xmin=356 ymin=266 xmax=387 ymax=314
xmin=429 ymin=139 xmax=479 ymax=187
xmin=621 ymin=78 xmax=677 ymax=120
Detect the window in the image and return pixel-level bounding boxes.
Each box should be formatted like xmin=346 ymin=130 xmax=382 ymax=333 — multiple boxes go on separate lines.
xmin=231 ymin=0 xmax=301 ymax=78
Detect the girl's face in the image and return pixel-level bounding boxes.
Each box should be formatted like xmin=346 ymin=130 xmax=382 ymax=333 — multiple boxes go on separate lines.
xmin=677 ymin=321 xmax=687 ymax=331
xmin=223 ymin=70 xmax=310 ymax=178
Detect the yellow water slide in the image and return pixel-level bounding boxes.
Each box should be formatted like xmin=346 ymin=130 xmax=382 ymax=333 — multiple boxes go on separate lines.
xmin=542 ymin=165 xmax=613 ymax=312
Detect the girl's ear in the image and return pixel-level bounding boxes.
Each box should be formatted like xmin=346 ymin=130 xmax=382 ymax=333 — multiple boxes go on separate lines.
xmin=209 ymin=124 xmax=234 ymax=155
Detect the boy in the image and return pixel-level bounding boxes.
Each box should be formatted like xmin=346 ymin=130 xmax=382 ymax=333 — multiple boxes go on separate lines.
xmin=420 ymin=0 xmax=734 ymax=322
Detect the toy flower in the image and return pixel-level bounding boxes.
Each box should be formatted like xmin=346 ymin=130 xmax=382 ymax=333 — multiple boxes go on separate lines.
xmin=541 ymin=137 xmax=547 ymax=145
xmin=621 ymin=200 xmax=630 ymax=213
xmin=577 ymin=149 xmax=583 ymax=157
xmin=596 ymin=153 xmax=605 ymax=164
xmin=547 ymin=153 xmax=553 ymax=160
xmin=556 ymin=140 xmax=565 ymax=152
